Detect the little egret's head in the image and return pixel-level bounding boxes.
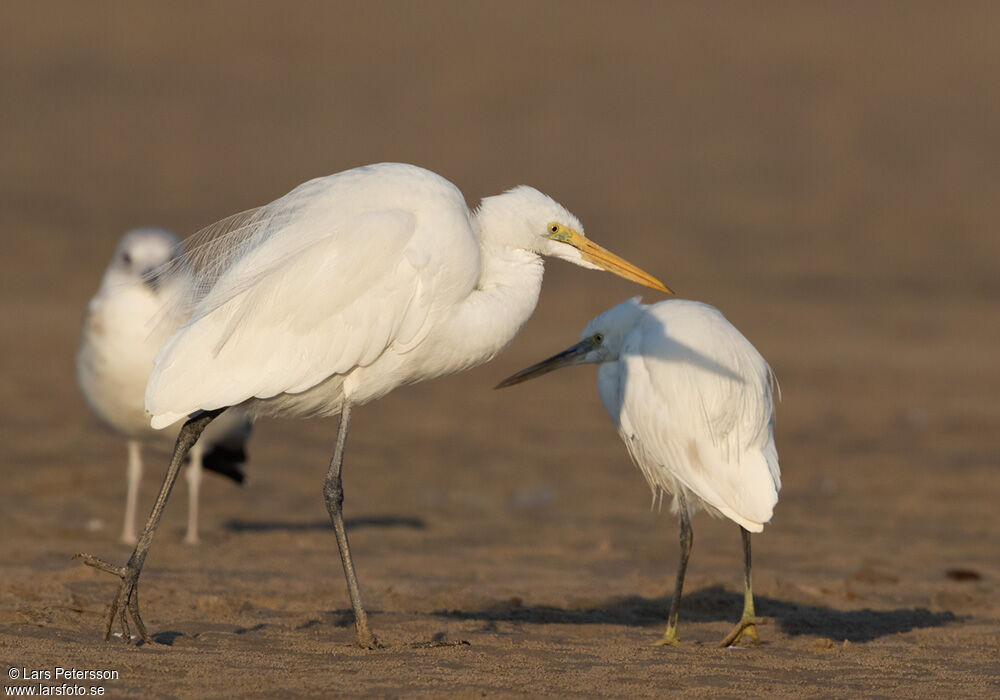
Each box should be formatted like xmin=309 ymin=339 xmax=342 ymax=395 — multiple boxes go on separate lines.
xmin=107 ymin=227 xmax=180 ymax=291
xmin=495 ymin=297 xmax=647 ymax=388
xmin=476 ymin=186 xmax=671 ymax=293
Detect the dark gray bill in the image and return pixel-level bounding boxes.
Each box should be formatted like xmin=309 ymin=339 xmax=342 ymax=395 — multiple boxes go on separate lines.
xmin=495 ymin=337 xmax=598 ymax=389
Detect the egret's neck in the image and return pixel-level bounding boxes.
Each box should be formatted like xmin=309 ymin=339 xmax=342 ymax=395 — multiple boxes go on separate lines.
xmin=437 ymin=242 xmax=544 ymax=372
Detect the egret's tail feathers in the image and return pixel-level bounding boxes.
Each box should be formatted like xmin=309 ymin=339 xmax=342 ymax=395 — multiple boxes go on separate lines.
xmin=150 ymin=412 xmax=186 ymax=430
xmin=667 ymin=440 xmax=779 ymax=533
xmin=716 ymin=506 xmax=765 ymax=533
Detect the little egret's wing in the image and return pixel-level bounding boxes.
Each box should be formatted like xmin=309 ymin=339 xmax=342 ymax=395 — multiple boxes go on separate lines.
xmin=146 ymin=185 xmax=479 ymax=428
xmin=615 ymin=301 xmax=779 ymax=531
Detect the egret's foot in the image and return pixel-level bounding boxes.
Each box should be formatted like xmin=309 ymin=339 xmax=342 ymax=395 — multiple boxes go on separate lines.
xmin=356 ymin=633 xmax=383 ymax=650
xmin=654 ymin=628 xmax=681 ymax=647
xmin=719 ymin=615 xmax=764 ymax=648
xmin=74 ymin=553 xmax=153 ymax=645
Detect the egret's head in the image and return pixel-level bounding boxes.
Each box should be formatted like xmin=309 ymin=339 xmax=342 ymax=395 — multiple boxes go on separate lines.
xmin=496 ymin=297 xmax=648 ymax=389
xmin=107 ymin=227 xmax=180 ymax=292
xmin=580 ymin=297 xmax=647 ymax=360
xmin=476 ymin=186 xmax=671 ymax=293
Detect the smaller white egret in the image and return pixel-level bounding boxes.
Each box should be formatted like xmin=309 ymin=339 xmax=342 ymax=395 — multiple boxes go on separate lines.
xmin=75 ymin=163 xmax=671 ymax=649
xmin=497 ymin=297 xmax=780 ymax=647
xmin=76 ymin=228 xmax=252 ymax=544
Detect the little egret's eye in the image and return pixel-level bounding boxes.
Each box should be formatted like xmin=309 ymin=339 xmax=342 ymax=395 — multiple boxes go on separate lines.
xmin=550 ymin=224 xmax=560 ymax=234
xmin=593 ymin=333 xmax=604 ymax=344
xmin=122 ymin=252 xmax=132 ymax=265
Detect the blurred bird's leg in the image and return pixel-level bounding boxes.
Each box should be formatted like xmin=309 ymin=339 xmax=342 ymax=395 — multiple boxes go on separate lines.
xmin=184 ymin=441 xmax=203 ymax=545
xmin=76 ymin=408 xmax=225 ymax=644
xmin=719 ymin=526 xmax=763 ymax=647
xmin=656 ymin=493 xmax=692 ymax=647
xmin=322 ymin=402 xmax=380 ymax=650
xmin=121 ymin=441 xmax=143 ymax=545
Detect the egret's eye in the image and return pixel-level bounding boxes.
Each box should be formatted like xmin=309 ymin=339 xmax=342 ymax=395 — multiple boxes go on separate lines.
xmin=122 ymin=252 xmax=132 ymax=265
xmin=546 ymin=223 xmax=573 ymax=242
xmin=593 ymin=333 xmax=604 ymax=344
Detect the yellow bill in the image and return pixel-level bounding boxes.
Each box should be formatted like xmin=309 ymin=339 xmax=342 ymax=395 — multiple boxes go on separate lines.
xmin=568 ymin=231 xmax=673 ymax=294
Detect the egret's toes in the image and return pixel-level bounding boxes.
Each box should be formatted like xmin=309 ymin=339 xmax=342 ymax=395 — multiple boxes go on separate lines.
xmin=719 ymin=617 xmax=765 ymax=648
xmin=654 ymin=630 xmax=681 ymax=647
xmin=74 ymin=553 xmax=150 ymax=645
xmin=74 ymin=553 xmax=126 ymax=578
xmin=127 ymin=587 xmax=154 ymax=644
xmin=356 ymin=632 xmax=383 ymax=650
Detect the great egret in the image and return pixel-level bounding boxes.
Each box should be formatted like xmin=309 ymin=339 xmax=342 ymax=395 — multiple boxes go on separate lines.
xmin=76 ymin=228 xmax=252 ymax=544
xmin=76 ymin=163 xmax=671 ymax=648
xmin=497 ymin=297 xmax=779 ymax=647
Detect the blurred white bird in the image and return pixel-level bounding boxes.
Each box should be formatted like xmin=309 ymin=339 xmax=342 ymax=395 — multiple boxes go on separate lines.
xmin=76 ymin=163 xmax=671 ymax=648
xmin=497 ymin=297 xmax=779 ymax=647
xmin=76 ymin=228 xmax=252 ymax=545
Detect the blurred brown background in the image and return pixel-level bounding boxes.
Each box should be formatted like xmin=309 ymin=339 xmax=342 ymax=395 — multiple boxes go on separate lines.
xmin=2 ymin=2 xmax=998 ymax=696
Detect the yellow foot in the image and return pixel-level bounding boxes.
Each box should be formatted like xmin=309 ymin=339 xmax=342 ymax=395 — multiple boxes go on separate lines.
xmin=654 ymin=630 xmax=681 ymax=647
xmin=719 ymin=616 xmax=765 ymax=648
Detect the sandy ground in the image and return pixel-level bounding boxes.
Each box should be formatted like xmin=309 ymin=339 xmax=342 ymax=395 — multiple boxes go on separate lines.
xmin=2 ymin=1 xmax=999 ymax=696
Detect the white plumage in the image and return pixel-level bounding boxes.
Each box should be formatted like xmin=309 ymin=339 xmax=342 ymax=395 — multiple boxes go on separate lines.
xmin=596 ymin=299 xmax=779 ymax=532
xmin=147 ymin=164 xmax=668 ymax=428
xmin=78 ymin=162 xmax=670 ymax=648
xmin=76 ymin=228 xmax=252 ymax=544
xmin=497 ymin=297 xmax=780 ymax=646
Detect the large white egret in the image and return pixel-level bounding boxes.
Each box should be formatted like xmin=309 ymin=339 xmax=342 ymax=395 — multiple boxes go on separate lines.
xmin=76 ymin=228 xmax=252 ymax=545
xmin=497 ymin=297 xmax=779 ymax=647
xmin=76 ymin=163 xmax=670 ymax=649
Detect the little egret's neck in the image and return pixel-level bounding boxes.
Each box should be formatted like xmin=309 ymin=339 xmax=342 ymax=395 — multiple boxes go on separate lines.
xmin=436 ymin=241 xmax=545 ymax=373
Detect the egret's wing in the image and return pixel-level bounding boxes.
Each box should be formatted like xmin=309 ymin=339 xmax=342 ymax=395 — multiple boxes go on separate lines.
xmin=155 ymin=178 xmax=336 ymax=323
xmin=146 ymin=206 xmax=451 ymax=426
xmin=616 ymin=301 xmax=779 ymax=530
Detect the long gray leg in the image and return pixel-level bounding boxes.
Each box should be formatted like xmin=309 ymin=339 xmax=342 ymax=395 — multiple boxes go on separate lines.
xmin=655 ymin=492 xmax=692 ymax=646
xmin=719 ymin=525 xmax=763 ymax=647
xmin=322 ymin=402 xmax=379 ymax=649
xmin=76 ymin=408 xmax=225 ymax=643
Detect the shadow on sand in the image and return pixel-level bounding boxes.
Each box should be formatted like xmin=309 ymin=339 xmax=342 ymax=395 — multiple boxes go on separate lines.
xmin=149 ymin=630 xmax=184 ymax=645
xmin=223 ymin=515 xmax=425 ymax=533
xmin=436 ymin=585 xmax=957 ymax=642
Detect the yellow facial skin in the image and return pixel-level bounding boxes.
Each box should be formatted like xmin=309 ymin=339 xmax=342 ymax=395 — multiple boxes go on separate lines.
xmin=545 ymin=223 xmax=673 ymax=294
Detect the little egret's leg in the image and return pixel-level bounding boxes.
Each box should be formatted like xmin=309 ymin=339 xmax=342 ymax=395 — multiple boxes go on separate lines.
xmin=121 ymin=440 xmax=143 ymax=545
xmin=655 ymin=493 xmax=693 ymax=646
xmin=76 ymin=408 xmax=225 ymax=644
xmin=184 ymin=441 xmax=204 ymax=545
xmin=322 ymin=402 xmax=380 ymax=649
xmin=719 ymin=526 xmax=763 ymax=647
